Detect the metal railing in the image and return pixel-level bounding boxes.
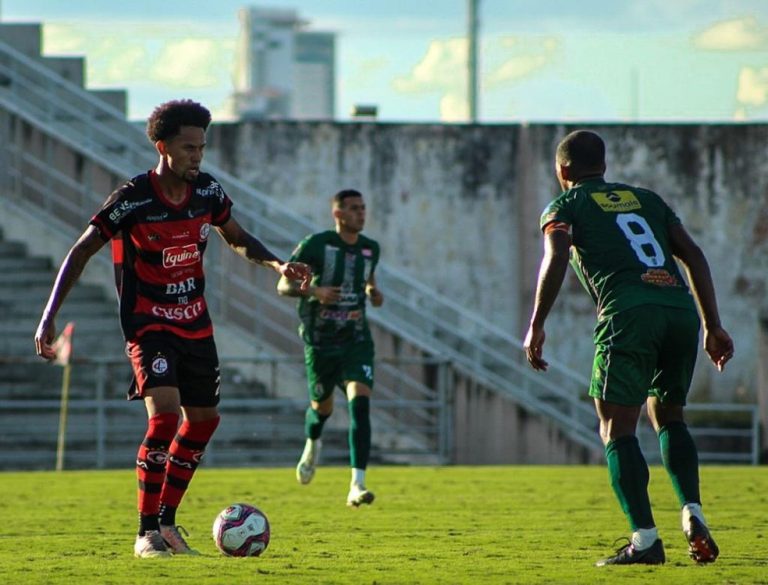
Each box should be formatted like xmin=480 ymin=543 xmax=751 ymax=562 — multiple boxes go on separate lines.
xmin=0 ymin=355 xmax=453 ymax=470
xmin=0 ymin=37 xmax=603 ymax=456
xmin=3 ymin=38 xmax=757 ymax=464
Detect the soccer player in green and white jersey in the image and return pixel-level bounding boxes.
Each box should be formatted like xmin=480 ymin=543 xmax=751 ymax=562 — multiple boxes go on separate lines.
xmin=523 ymin=130 xmax=734 ymax=566
xmin=278 ymin=189 xmax=383 ymax=507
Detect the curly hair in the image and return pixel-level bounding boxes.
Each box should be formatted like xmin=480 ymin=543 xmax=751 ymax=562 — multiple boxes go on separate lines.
xmin=146 ymin=99 xmax=212 ymax=143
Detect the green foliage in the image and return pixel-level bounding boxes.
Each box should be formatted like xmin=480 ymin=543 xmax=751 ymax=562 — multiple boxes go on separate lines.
xmin=0 ymin=466 xmax=766 ymax=584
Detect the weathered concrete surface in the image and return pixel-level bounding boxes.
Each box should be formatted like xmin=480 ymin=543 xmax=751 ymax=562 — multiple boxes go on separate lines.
xmin=209 ymin=121 xmax=768 ymax=408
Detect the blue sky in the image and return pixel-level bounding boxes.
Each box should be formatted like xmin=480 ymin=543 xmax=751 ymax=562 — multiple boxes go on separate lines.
xmin=3 ymin=0 xmax=768 ymax=123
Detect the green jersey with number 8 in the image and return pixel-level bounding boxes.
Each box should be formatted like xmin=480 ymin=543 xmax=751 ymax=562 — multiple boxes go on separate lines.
xmin=540 ymin=177 xmax=696 ymax=321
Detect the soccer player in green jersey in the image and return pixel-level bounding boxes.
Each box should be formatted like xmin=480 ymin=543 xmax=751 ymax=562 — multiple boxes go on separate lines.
xmin=278 ymin=189 xmax=384 ymax=507
xmin=523 ymin=130 xmax=734 ymax=566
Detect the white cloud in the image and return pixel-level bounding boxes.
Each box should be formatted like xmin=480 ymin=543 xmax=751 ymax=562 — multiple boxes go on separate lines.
xmin=150 ymin=39 xmax=223 ymax=88
xmin=392 ymin=38 xmax=468 ymax=93
xmin=439 ymin=92 xmax=467 ymax=122
xmin=694 ymin=17 xmax=768 ymax=50
xmin=737 ymin=66 xmax=768 ymax=106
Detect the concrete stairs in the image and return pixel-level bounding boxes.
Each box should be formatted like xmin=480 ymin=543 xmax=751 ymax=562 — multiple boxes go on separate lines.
xmin=0 ymin=226 xmax=357 ymax=469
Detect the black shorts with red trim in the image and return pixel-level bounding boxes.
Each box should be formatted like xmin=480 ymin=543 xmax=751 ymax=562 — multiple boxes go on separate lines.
xmin=126 ymin=333 xmax=220 ymax=407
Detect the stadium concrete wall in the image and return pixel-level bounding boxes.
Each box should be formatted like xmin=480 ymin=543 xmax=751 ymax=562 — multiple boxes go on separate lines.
xmin=208 ymin=121 xmax=768 ymax=414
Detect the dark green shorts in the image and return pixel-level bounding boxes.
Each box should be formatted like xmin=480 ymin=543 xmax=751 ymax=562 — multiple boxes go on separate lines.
xmin=589 ymin=305 xmax=700 ymax=407
xmin=304 ymin=339 xmax=375 ymax=402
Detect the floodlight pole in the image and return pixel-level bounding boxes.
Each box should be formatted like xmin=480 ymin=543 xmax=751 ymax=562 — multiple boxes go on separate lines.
xmin=468 ymin=0 xmax=480 ymax=123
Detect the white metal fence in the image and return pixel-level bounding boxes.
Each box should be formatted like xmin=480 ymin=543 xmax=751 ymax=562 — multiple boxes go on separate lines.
xmin=0 ymin=354 xmax=454 ymax=470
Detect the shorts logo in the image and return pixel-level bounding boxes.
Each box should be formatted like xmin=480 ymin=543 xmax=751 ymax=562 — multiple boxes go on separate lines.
xmin=591 ymin=191 xmax=642 ymax=212
xmin=151 ymin=354 xmax=169 ymax=375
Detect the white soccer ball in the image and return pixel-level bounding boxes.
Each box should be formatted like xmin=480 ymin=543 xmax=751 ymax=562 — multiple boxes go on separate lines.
xmin=212 ymin=503 xmax=271 ymax=557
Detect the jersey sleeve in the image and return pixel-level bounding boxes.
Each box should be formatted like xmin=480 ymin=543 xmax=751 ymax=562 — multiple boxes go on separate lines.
xmin=289 ymin=234 xmax=317 ymax=266
xmin=206 ymin=178 xmax=233 ymax=226
xmin=659 ymin=194 xmax=682 ymax=227
xmin=539 ymin=194 xmax=574 ymax=233
xmin=89 ymin=185 xmax=137 ymax=241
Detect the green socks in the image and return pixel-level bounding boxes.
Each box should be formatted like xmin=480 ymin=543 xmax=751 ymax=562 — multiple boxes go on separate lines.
xmin=658 ymin=421 xmax=701 ymax=506
xmin=304 ymin=407 xmax=330 ymax=441
xmin=348 ymin=396 xmax=371 ymax=470
xmin=605 ymin=435 xmax=655 ymax=530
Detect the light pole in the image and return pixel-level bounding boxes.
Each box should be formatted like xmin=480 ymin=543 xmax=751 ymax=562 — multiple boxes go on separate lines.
xmin=468 ymin=0 xmax=480 ymax=123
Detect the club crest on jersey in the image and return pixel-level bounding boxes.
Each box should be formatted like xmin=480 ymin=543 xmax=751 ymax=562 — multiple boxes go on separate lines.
xmin=163 ymin=244 xmax=201 ymax=268
xmin=199 ymin=223 xmax=211 ymax=241
xmin=591 ymin=191 xmax=641 ymax=212
xmin=151 ymin=353 xmax=169 ymax=375
xmin=362 ymin=248 xmax=372 ymax=257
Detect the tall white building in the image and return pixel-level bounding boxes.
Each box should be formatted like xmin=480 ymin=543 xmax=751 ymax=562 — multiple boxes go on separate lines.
xmin=232 ymin=6 xmax=336 ymax=120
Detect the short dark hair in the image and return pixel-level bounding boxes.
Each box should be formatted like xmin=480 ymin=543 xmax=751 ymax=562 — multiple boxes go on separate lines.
xmin=332 ymin=189 xmax=364 ymax=208
xmin=146 ymin=99 xmax=211 ymax=143
xmin=556 ymin=130 xmax=605 ymax=175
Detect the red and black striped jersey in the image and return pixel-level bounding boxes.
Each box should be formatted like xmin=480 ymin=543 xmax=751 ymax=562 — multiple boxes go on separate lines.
xmin=90 ymin=170 xmax=233 ymax=342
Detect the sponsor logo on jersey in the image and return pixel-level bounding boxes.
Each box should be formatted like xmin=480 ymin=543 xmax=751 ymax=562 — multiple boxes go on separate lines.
xmin=196 ymin=181 xmax=225 ymax=202
xmin=151 ymin=300 xmax=204 ymax=321
xmin=640 ymin=268 xmax=680 ymax=287
xmin=108 ymin=198 xmax=153 ymax=223
xmin=151 ymin=353 xmax=169 ymax=375
xmin=163 ymin=244 xmax=201 ymax=268
xmin=591 ymin=191 xmax=642 ymax=212
xmin=146 ymin=212 xmax=169 ymax=222
xmin=165 ymin=277 xmax=197 ymax=295
xmin=319 ymin=309 xmax=362 ymax=321
xmin=199 ymin=223 xmax=210 ymax=241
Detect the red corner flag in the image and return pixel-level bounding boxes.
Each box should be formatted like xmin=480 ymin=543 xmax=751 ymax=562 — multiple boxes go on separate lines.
xmin=52 ymin=322 xmax=75 ymax=367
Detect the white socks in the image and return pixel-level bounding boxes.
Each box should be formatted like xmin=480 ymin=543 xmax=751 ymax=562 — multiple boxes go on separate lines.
xmin=302 ymin=438 xmax=321 ymax=464
xmin=629 ymin=504 xmax=706 ymax=550
xmin=631 ymin=527 xmax=658 ymax=550
xmin=682 ymin=503 xmax=706 ymax=531
xmin=351 ymin=467 xmax=366 ymax=487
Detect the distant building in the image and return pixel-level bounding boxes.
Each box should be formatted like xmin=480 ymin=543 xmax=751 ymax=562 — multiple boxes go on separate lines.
xmin=232 ymin=6 xmax=336 ymax=120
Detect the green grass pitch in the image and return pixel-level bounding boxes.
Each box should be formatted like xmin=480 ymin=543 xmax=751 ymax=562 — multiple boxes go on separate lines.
xmin=0 ymin=465 xmax=765 ymax=584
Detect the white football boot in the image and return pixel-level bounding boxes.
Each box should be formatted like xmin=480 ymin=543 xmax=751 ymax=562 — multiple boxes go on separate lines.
xmin=134 ymin=530 xmax=171 ymax=558
xmin=346 ymin=484 xmax=375 ymax=507
xmin=160 ymin=524 xmax=200 ymax=555
xmin=296 ymin=438 xmax=321 ymax=485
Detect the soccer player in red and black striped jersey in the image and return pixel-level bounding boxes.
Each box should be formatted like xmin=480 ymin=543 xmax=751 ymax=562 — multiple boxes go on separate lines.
xmin=34 ymin=100 xmax=311 ymax=558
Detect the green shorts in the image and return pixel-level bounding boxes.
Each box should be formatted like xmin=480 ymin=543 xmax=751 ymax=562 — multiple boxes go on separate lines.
xmin=304 ymin=339 xmax=375 ymax=402
xmin=589 ymin=305 xmax=700 ymax=407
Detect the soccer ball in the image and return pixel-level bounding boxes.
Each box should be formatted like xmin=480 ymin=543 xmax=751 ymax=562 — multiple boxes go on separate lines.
xmin=212 ymin=503 xmax=271 ymax=557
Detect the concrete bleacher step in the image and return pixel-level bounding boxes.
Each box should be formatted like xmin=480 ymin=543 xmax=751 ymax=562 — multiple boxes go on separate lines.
xmin=0 ymin=283 xmax=108 ymax=302
xmin=0 ymin=256 xmax=52 ymax=271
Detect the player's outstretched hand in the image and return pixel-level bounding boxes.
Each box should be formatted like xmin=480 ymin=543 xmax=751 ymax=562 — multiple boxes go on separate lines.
xmin=280 ymin=262 xmax=312 ymax=292
xmin=704 ymin=326 xmax=734 ymax=372
xmin=523 ymin=325 xmax=548 ymax=371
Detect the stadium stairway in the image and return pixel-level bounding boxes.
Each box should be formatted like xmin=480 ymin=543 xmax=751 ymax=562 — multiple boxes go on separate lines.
xmin=0 ymin=21 xmax=605 ymax=467
xmin=0 ymin=225 xmax=362 ymax=470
